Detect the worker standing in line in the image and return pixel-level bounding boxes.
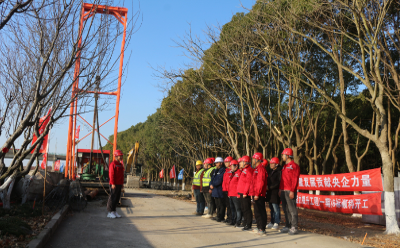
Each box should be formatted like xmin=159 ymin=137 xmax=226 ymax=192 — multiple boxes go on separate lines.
xmin=222 ymin=156 xmax=233 ymax=223
xmin=202 ymin=158 xmax=216 ymax=219
xmin=228 ymin=159 xmax=242 ymax=227
xmin=107 ymin=150 xmax=124 ymax=219
xmin=237 ymin=155 xmax=254 ymax=231
xmin=249 ymin=152 xmax=268 ymax=236
xmin=266 ymin=157 xmax=282 ymax=230
xmin=210 ymin=157 xmax=226 ymax=222
xmin=192 ymin=160 xmax=205 ymax=216
xmin=279 ymin=148 xmax=300 ymax=235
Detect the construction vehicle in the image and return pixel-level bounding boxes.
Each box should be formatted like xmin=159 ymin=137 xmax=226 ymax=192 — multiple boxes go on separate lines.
xmin=125 ymin=141 xmax=142 ymax=188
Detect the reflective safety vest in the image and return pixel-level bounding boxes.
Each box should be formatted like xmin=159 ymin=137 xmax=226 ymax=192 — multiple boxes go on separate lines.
xmin=202 ymin=167 xmax=216 ymax=187
xmin=192 ymin=169 xmax=205 ymax=186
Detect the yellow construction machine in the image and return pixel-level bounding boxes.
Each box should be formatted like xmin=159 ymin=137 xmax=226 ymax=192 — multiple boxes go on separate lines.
xmin=125 ymin=141 xmax=141 ymax=188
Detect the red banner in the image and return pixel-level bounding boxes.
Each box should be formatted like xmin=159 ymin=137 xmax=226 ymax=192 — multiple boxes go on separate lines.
xmin=297 ymin=192 xmax=382 ymax=215
xmin=298 ymin=168 xmax=382 ymax=192
xmin=170 ymin=165 xmax=176 ymax=179
xmin=159 ymin=169 xmax=164 ymax=179
xmin=31 ymin=108 xmax=52 ymax=154
xmin=54 ymin=160 xmax=61 ymax=171
xmin=75 ymin=125 xmax=80 ymax=140
xmin=41 ymin=153 xmax=47 ymax=169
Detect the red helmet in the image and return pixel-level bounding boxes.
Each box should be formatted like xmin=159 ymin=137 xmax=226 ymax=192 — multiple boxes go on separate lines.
xmin=210 ymin=158 xmax=215 ymax=163
xmin=261 ymin=159 xmax=268 ymax=166
xmin=252 ymin=152 xmax=263 ymax=160
xmin=270 ymin=157 xmax=280 ymax=164
xmin=114 ymin=150 xmax=123 ymax=156
xmin=224 ymin=156 xmax=233 ymax=162
xmin=241 ymin=155 xmax=251 ymax=163
xmin=204 ymin=158 xmax=213 ymax=164
xmin=237 ymin=157 xmax=242 ymax=163
xmin=230 ymin=159 xmax=239 ymax=165
xmin=282 ymin=148 xmax=293 ymax=156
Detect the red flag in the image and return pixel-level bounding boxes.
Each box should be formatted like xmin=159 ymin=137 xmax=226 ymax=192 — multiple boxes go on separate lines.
xmin=31 ymin=108 xmax=52 ymax=154
xmin=40 ymin=153 xmax=47 ymax=169
xmin=297 ymin=168 xmax=383 ymax=192
xmin=54 ymin=160 xmax=61 ymax=171
xmin=296 ymin=192 xmax=382 ymax=215
xmin=75 ymin=125 xmax=80 ymax=140
xmin=159 ymin=169 xmax=164 ymax=179
xmin=170 ymin=165 xmax=176 ymax=179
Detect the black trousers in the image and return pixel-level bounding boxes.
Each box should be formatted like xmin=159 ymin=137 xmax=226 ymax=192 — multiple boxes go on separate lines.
xmin=107 ymin=185 xmax=122 ymax=212
xmin=254 ymin=196 xmax=267 ymax=231
xmin=223 ymin=191 xmax=232 ymax=221
xmin=239 ymin=193 xmax=252 ymax=228
xmin=215 ymin=197 xmax=226 ymax=221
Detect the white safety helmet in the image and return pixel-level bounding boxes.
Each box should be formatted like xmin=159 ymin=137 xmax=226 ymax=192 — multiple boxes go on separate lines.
xmin=214 ymin=157 xmax=224 ymax=163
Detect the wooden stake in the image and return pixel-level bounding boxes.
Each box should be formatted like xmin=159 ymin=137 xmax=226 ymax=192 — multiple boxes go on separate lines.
xmin=362 ymin=232 xmax=368 ymax=245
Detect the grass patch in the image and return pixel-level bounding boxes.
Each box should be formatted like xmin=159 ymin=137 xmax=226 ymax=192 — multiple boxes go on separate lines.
xmin=0 ymin=216 xmax=31 ymax=236
xmin=0 ymin=203 xmax=42 ymax=218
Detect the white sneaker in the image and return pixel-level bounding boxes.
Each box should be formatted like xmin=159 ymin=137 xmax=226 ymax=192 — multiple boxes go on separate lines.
xmin=107 ymin=212 xmax=116 ymax=219
xmin=203 ymin=214 xmax=212 ymax=219
xmin=114 ymin=211 xmax=122 ymax=218
xmin=266 ymin=222 xmax=274 ymax=229
xmin=272 ymin=223 xmax=279 ymax=230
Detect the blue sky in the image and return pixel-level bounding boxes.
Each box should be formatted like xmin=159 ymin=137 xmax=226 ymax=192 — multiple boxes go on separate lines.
xmin=44 ymin=0 xmax=256 ymax=154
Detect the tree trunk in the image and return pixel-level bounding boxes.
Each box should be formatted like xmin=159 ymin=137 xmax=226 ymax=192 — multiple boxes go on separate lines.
xmin=1 ymin=177 xmax=15 ymax=209
xmin=21 ymin=175 xmax=33 ymax=204
xmin=376 ymin=143 xmax=400 ymax=234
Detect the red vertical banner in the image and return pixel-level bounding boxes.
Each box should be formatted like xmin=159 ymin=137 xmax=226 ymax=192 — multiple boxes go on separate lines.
xmin=170 ymin=165 xmax=176 ymax=179
xmin=31 ymin=108 xmax=52 ymax=154
xmin=296 ymin=192 xmax=383 ymax=215
xmin=159 ymin=169 xmax=164 ymax=179
xmin=54 ymin=160 xmax=61 ymax=171
xmin=40 ymin=153 xmax=47 ymax=169
xmin=75 ymin=125 xmax=80 ymax=140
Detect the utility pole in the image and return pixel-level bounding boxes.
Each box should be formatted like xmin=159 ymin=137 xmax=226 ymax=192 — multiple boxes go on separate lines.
xmin=89 ymin=76 xmax=100 ymax=173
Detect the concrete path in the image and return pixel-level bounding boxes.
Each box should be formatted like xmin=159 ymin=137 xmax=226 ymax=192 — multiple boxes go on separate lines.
xmin=46 ymin=189 xmax=367 ymax=248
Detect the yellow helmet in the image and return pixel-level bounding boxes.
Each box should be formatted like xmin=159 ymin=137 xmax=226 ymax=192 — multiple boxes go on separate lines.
xmin=196 ymin=160 xmax=203 ymax=166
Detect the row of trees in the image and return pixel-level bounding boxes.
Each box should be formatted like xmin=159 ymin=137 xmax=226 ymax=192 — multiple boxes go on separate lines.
xmin=112 ymin=0 xmax=400 ymax=233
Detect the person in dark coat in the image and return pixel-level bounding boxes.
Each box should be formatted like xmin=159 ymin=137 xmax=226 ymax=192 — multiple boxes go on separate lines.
xmin=210 ymin=157 xmax=226 ymax=222
xmin=266 ymin=157 xmax=282 ymax=229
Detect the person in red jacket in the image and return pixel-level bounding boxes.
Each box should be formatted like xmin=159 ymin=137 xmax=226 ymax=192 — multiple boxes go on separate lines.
xmin=228 ymin=159 xmax=242 ymax=228
xmin=250 ymin=152 xmax=268 ymax=235
xmin=237 ymin=155 xmax=254 ymax=231
xmin=107 ymin=150 xmax=125 ymax=219
xmin=278 ymin=148 xmax=300 ymax=235
xmin=222 ymin=156 xmax=233 ymax=224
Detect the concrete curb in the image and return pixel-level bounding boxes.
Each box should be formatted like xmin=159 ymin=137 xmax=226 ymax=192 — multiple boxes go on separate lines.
xmin=27 ymin=204 xmax=70 ymax=248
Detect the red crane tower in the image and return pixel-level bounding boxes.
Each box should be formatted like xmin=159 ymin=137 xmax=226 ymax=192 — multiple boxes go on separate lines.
xmin=65 ymin=3 xmax=128 ymax=180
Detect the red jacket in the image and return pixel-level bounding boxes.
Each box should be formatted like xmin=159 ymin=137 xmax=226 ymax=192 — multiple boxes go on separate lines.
xmin=237 ymin=164 xmax=254 ymax=195
xmin=222 ymin=168 xmax=232 ymax=192
xmin=279 ymin=160 xmax=300 ymax=192
xmin=228 ymin=169 xmax=242 ymax=197
xmin=250 ymin=164 xmax=268 ymax=197
xmin=109 ymin=160 xmax=124 ymax=185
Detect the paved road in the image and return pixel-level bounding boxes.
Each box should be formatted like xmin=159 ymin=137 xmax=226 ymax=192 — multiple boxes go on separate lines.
xmin=46 ymin=189 xmax=367 ymax=248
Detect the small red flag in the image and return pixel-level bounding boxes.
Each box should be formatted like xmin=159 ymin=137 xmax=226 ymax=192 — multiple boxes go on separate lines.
xmin=159 ymin=169 xmax=164 ymax=179
xmin=170 ymin=165 xmax=176 ymax=179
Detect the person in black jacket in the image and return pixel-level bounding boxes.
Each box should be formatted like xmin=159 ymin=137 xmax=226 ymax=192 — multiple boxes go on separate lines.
xmin=266 ymin=157 xmax=282 ymax=229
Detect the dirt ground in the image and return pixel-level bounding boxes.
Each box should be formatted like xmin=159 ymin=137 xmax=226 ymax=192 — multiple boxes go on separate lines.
xmin=145 ymin=189 xmax=399 ymax=248
xmin=0 ymin=203 xmax=55 ymax=248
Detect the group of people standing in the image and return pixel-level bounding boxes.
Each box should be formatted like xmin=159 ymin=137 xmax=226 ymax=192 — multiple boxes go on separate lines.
xmin=192 ymin=148 xmax=300 ymax=236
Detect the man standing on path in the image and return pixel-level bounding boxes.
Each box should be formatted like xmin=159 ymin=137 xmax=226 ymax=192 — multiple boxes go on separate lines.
xmin=107 ymin=150 xmax=124 ymax=219
xmin=228 ymin=159 xmax=242 ymax=227
xmin=266 ymin=157 xmax=282 ymax=230
xmin=202 ymin=158 xmax=216 ymax=219
xmin=210 ymin=157 xmax=226 ymax=222
xmin=250 ymin=152 xmax=268 ymax=236
xmin=279 ymin=148 xmax=300 ymax=235
xmin=222 ymin=156 xmax=233 ymax=223
xmin=237 ymin=155 xmax=254 ymax=231
xmin=192 ymin=160 xmax=205 ymax=216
